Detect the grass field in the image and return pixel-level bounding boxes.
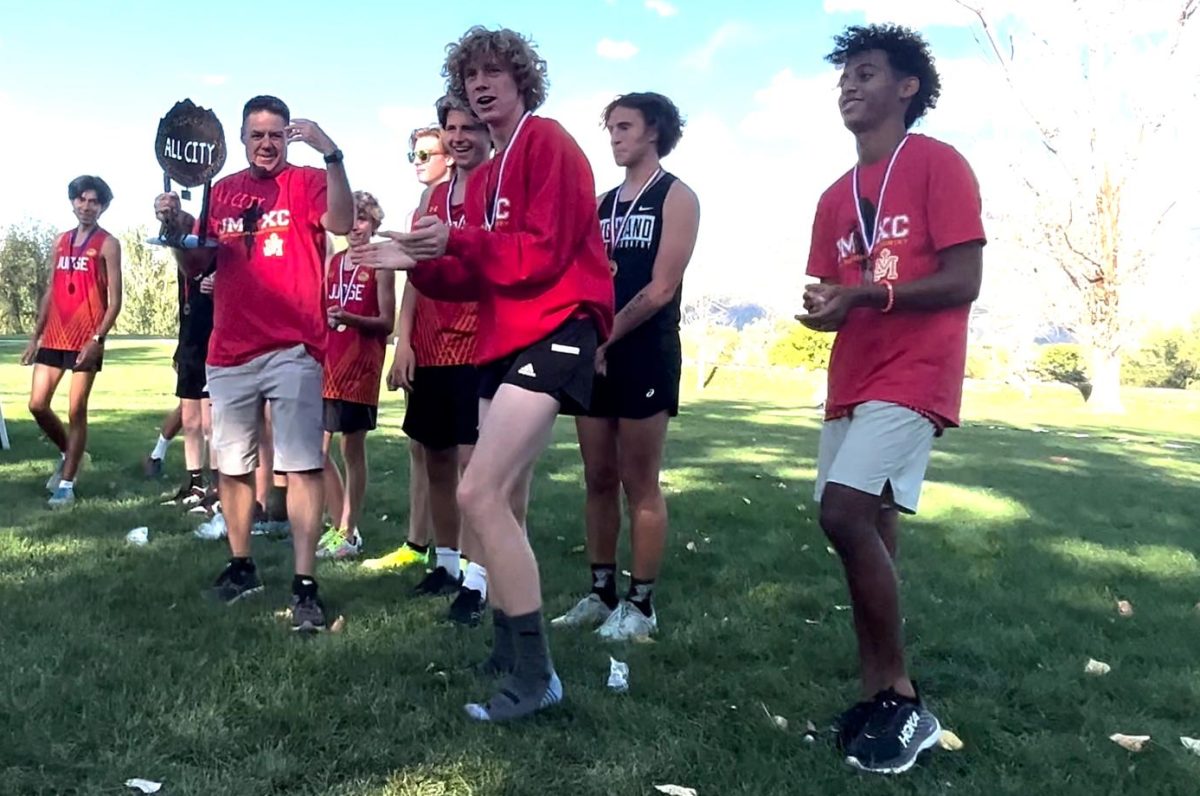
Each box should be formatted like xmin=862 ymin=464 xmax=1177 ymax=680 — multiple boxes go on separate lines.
xmin=2 ymin=339 xmax=1199 ymax=795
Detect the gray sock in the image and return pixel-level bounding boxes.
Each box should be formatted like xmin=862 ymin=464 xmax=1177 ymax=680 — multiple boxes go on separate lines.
xmin=507 ymin=609 xmax=553 ymax=689
xmin=465 ymin=609 xmax=561 ymax=722
xmin=474 ymin=609 xmax=514 ymax=677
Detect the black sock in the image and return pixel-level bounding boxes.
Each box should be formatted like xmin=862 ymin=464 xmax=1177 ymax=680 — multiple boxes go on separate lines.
xmin=208 ymin=469 xmax=219 ymax=489
xmin=188 ymin=469 xmax=203 ymax=488
xmin=406 ymin=541 xmax=429 ymax=554
xmin=627 ymin=577 xmax=656 ymax=616
xmin=591 ymin=563 xmax=619 ymax=609
xmin=230 ymin=556 xmax=255 ymax=572
xmin=508 ymin=609 xmax=552 ymax=687
xmin=292 ymin=574 xmax=318 ymax=598
xmin=267 ymin=486 xmax=288 ymax=521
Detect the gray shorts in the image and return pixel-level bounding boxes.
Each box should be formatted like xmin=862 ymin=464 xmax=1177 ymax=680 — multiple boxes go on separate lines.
xmin=206 ymin=344 xmax=324 ymax=476
xmin=814 ymin=401 xmax=936 ymax=513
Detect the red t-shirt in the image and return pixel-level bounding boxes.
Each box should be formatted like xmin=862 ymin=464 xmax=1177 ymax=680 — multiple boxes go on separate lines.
xmin=412 ymin=180 xmax=478 ymax=367
xmin=42 ymin=227 xmax=112 ymax=351
xmin=806 ymin=134 xmax=986 ymax=427
xmin=408 ymin=115 xmax=614 ymax=364
xmin=323 ymin=251 xmax=386 ymax=406
xmin=204 ymin=165 xmax=329 ymax=367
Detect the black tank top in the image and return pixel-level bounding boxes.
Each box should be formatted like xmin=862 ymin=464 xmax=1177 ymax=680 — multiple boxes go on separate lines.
xmin=598 ymin=171 xmax=682 ymax=344
xmin=175 ymin=265 xmax=215 ymax=357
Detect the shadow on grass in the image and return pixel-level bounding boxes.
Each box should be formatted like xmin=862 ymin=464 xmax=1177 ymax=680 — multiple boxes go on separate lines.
xmin=3 ymin=396 xmax=1200 ymax=794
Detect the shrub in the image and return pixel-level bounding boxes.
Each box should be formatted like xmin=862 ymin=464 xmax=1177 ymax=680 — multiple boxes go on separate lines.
xmin=1032 ymin=343 xmax=1087 ymax=385
xmin=767 ymin=321 xmax=833 ymax=370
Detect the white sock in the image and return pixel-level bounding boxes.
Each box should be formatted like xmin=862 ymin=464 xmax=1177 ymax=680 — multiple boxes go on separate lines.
xmin=436 ymin=546 xmax=461 ymax=578
xmin=59 ymin=480 xmax=74 ymax=491
xmin=151 ymin=434 xmax=171 ymax=460
xmin=463 ymin=562 xmax=488 ymax=599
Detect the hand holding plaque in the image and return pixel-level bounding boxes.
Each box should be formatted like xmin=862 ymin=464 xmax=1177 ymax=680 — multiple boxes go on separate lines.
xmin=148 ymin=99 xmax=227 ymax=249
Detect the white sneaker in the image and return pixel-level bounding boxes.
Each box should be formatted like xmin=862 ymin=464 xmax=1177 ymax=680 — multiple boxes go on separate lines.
xmin=551 ymin=593 xmax=614 ymax=628
xmin=47 ymin=484 xmax=75 ymax=509
xmin=316 ymin=530 xmax=363 ymax=560
xmin=194 ymin=513 xmax=228 ymax=540
xmin=45 ymin=458 xmax=64 ymax=492
xmin=595 ymin=600 xmax=658 ymax=642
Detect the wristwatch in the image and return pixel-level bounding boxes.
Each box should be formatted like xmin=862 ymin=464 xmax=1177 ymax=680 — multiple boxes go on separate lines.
xmin=324 ymin=148 xmax=344 ymax=164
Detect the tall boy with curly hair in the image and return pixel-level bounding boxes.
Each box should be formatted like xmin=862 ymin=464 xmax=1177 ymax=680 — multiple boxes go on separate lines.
xmin=800 ymin=24 xmax=986 ymax=773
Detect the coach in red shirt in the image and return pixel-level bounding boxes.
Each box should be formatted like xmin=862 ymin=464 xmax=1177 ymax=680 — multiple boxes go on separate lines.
xmin=155 ymin=95 xmax=353 ymax=633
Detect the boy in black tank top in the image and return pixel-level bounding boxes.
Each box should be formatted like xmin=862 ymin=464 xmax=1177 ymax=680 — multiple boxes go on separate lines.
xmin=555 ymin=93 xmax=700 ymax=641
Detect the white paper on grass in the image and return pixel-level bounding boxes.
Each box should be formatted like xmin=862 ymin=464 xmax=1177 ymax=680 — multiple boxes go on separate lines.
xmin=125 ymin=527 xmax=149 ymax=545
xmin=125 ymin=779 xmax=163 ymax=794
xmin=607 ymin=657 xmax=629 ymax=692
xmin=654 ymin=787 xmax=698 ymax=796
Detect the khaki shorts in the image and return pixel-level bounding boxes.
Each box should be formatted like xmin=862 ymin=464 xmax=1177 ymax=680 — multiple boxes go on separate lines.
xmin=207 ymin=344 xmax=324 ymax=476
xmin=814 ymin=401 xmax=936 ymax=513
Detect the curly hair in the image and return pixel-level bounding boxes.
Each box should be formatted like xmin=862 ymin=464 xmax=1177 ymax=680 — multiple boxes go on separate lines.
xmin=442 ymin=26 xmax=549 ymax=112
xmin=409 ymin=125 xmax=442 ymax=151
xmin=825 ymin=24 xmax=941 ymax=128
xmin=603 ymin=92 xmax=686 ymax=157
xmin=353 ymin=190 xmax=384 ymax=230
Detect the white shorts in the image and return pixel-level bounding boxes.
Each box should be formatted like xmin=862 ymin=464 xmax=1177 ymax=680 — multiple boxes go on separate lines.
xmin=814 ymin=401 xmax=936 ymax=513
xmin=206 ymin=344 xmax=324 ymax=476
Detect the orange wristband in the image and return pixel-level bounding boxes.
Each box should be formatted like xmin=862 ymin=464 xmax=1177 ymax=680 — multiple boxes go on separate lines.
xmin=881 ymin=281 xmax=895 ymax=313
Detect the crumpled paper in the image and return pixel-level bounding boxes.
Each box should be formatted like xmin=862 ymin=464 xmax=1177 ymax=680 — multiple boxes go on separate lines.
xmin=606 ymin=657 xmax=629 ymax=693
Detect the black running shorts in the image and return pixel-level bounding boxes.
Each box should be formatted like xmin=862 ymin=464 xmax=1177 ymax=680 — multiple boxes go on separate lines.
xmin=175 ymin=353 xmax=209 ymax=400
xmin=587 ymin=333 xmax=681 ymax=420
xmin=477 ymin=316 xmax=598 ymax=415
xmin=34 ymin=346 xmax=103 ymax=373
xmin=323 ymin=398 xmax=378 ymax=434
xmin=402 ymin=364 xmax=480 ymax=450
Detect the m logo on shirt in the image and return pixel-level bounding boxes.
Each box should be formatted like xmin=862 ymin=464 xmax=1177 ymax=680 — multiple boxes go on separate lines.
xmin=263 ymin=233 xmax=284 ymax=257
xmin=835 ymin=214 xmax=911 ymax=260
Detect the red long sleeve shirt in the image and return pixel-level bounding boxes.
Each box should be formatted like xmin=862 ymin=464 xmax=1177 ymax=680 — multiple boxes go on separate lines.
xmin=408 ymin=115 xmax=614 ymax=365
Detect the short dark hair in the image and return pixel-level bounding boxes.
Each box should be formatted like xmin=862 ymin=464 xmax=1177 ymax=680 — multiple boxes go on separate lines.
xmin=242 ymin=95 xmax=291 ymax=125
xmin=67 ymin=175 xmax=113 ymax=207
xmin=603 ymin=92 xmax=685 ymax=157
xmin=825 ymin=24 xmax=941 ymax=128
xmin=443 ymin=26 xmax=548 ymax=112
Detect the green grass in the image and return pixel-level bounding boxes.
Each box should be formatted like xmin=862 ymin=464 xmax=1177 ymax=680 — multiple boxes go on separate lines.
xmin=2 ymin=340 xmax=1199 ymax=795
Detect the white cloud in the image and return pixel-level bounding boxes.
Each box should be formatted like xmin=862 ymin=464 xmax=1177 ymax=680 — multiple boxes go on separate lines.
xmin=645 ymin=0 xmax=679 ymax=17
xmin=596 ymin=38 xmax=639 ymax=60
xmin=682 ymin=21 xmax=751 ymax=71
xmin=201 ymin=74 xmax=228 ymax=86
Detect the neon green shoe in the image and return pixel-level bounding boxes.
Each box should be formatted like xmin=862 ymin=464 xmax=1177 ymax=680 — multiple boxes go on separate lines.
xmin=362 ymin=543 xmax=428 ymax=570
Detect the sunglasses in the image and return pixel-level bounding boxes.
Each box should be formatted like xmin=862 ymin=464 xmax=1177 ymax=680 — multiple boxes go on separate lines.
xmin=408 ymin=149 xmax=446 ymax=164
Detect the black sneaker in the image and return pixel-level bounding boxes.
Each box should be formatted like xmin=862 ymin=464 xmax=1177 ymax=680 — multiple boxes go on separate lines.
xmin=143 ymin=455 xmax=164 ymax=479
xmin=188 ymin=487 xmax=220 ymax=517
xmin=834 ymin=699 xmax=876 ymax=752
xmin=413 ymin=567 xmax=463 ymax=597
xmin=845 ymin=687 xmax=941 ymax=775
xmin=206 ymin=561 xmax=264 ymax=604
xmin=449 ymin=587 xmax=486 ymax=626
xmin=290 ymin=592 xmax=327 ymax=633
xmin=161 ymin=483 xmax=203 ymax=507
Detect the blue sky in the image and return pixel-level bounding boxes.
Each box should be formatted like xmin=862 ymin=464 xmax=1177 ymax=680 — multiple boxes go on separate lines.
xmin=1 ymin=0 xmax=1195 ymax=323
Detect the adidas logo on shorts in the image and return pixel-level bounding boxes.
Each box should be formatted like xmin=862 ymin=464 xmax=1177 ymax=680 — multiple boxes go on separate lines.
xmin=518 ymin=363 xmax=537 ymax=378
